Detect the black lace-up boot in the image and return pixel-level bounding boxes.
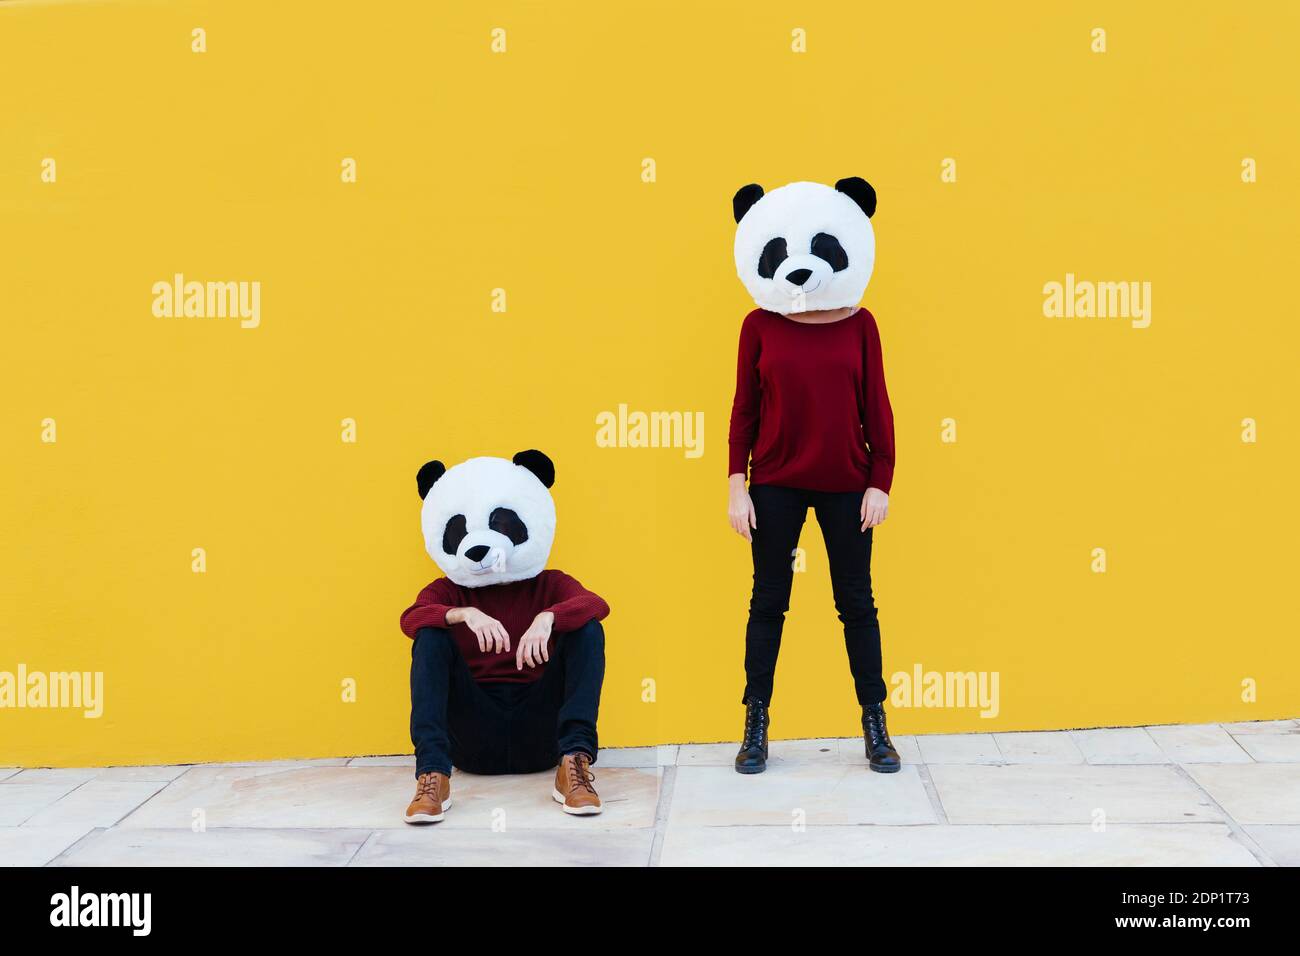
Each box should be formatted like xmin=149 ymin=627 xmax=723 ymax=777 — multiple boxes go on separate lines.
xmin=734 ymin=698 xmax=770 ymax=774
xmin=862 ymin=702 xmax=901 ymax=773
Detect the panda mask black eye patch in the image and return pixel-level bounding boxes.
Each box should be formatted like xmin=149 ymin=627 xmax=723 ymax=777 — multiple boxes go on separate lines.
xmin=489 ymin=507 xmax=529 ymax=546
xmin=811 ymin=232 xmax=849 ymax=272
xmin=442 ymin=514 xmax=468 ymax=555
xmin=758 ymin=237 xmax=788 ymax=279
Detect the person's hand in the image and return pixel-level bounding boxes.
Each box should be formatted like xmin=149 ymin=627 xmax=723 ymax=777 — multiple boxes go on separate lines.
xmin=516 ymin=611 xmax=554 ymax=670
xmin=728 ymin=474 xmax=757 ymax=542
xmin=861 ymin=487 xmax=889 ymax=530
xmin=458 ymin=607 xmax=510 ymax=654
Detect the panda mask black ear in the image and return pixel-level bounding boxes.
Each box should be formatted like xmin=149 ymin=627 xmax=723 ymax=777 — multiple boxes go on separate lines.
xmin=732 ymin=183 xmax=764 ymax=223
xmin=416 ymin=460 xmax=446 ymax=500
xmin=835 ymin=177 xmax=876 ymax=218
xmin=512 ymin=449 xmax=555 ymax=489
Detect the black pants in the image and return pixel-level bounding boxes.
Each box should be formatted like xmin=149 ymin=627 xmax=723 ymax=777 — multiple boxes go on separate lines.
xmin=410 ymin=620 xmax=605 ymax=777
xmin=743 ymin=484 xmax=886 ymax=707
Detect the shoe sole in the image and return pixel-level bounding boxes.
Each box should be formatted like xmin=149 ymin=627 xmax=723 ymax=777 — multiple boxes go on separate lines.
xmin=403 ymin=796 xmax=451 ymax=824
xmin=734 ymin=763 xmax=766 ymax=775
xmin=868 ymin=763 xmax=902 ymax=774
xmin=552 ymin=788 xmax=602 ymax=815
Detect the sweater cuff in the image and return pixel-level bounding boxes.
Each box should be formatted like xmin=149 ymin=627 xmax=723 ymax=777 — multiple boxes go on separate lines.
xmin=401 ymin=604 xmax=450 ymax=637
xmin=867 ymin=461 xmax=893 ymax=495
xmin=727 ymin=444 xmax=750 ymax=478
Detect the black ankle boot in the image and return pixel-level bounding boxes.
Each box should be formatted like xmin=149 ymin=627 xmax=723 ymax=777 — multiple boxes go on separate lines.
xmin=862 ymin=702 xmax=901 ymax=773
xmin=734 ymin=698 xmax=769 ymax=774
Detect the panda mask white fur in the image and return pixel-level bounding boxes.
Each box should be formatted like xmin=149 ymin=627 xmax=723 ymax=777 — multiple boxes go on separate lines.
xmin=416 ymin=450 xmax=557 ymax=588
xmin=732 ymin=178 xmax=877 ymax=315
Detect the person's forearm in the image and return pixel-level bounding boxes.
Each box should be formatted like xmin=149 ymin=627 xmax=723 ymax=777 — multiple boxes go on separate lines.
xmin=444 ymin=607 xmax=470 ymax=625
xmin=729 ymin=473 xmax=747 ymax=487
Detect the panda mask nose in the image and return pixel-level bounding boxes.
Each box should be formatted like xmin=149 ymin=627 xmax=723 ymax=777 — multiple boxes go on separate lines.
xmin=465 ymin=545 xmax=490 ymax=562
xmin=786 ymin=268 xmax=813 ymax=286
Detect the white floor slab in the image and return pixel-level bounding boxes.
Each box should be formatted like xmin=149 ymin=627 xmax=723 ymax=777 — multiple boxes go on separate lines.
xmin=117 ymin=765 xmax=659 ymax=830
xmin=659 ymin=823 xmax=1261 ymax=867
xmin=4 ymin=768 xmax=101 ymax=785
xmin=1070 ymin=728 xmax=1170 ymax=764
xmin=95 ymin=765 xmax=194 ymax=782
xmin=347 ymin=755 xmax=416 ymax=767
xmin=351 ymin=828 xmax=654 ymax=866
xmin=0 ymin=783 xmax=85 ymax=826
xmin=8 ymin=724 xmax=1299 ymax=866
xmin=994 ymin=731 xmax=1085 ymax=764
xmin=916 ymin=733 xmax=1001 ymax=764
xmin=201 ymin=758 xmax=353 ymax=769
xmin=1185 ymin=764 xmax=1300 ymax=824
xmin=1222 ymin=719 xmax=1299 ymax=736
xmin=1232 ymin=734 xmax=1300 ymax=763
xmin=1146 ymin=724 xmax=1252 ymax=763
xmin=0 ymin=826 xmax=93 ymax=866
xmin=24 ymin=781 xmax=167 ymax=829
xmin=346 ymin=749 xmax=680 ymax=769
xmin=53 ymin=828 xmax=370 ymax=866
xmin=668 ymin=763 xmax=936 ymax=827
xmin=929 ymin=764 xmax=1221 ymax=825
xmin=1243 ymin=825 xmax=1300 ymax=866
xmin=678 ymin=738 xmax=844 ymax=767
xmin=595 ymin=745 xmax=679 ymax=768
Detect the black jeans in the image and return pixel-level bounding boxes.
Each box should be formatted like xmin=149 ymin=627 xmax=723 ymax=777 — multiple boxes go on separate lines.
xmin=410 ymin=619 xmax=605 ymax=777
xmin=743 ymin=484 xmax=886 ymax=707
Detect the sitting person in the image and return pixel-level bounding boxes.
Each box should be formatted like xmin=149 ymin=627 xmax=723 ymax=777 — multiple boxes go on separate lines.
xmin=399 ymin=450 xmax=610 ymax=823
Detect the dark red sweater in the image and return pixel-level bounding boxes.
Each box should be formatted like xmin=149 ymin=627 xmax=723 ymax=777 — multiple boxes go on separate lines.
xmin=400 ymin=570 xmax=610 ymax=683
xmin=728 ymin=308 xmax=895 ymax=494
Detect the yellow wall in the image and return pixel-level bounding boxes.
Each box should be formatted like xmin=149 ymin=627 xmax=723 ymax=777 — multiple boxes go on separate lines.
xmin=2 ymin=1 xmax=1297 ymax=767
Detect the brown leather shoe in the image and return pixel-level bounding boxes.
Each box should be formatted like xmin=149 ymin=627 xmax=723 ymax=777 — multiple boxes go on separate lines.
xmin=552 ymin=752 xmax=602 ymax=815
xmin=404 ymin=771 xmax=451 ymax=824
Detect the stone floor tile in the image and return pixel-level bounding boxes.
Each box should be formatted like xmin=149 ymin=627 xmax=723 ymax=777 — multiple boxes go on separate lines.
xmin=1242 ymin=825 xmax=1300 ymax=866
xmin=1145 ymin=724 xmax=1252 ymax=764
xmin=659 ymin=823 xmax=1260 ymax=867
xmin=994 ymin=731 xmax=1085 ymax=764
xmin=24 ymin=781 xmax=167 ymax=829
xmin=351 ymin=828 xmax=653 ymax=866
xmin=668 ymin=763 xmax=935 ymax=827
xmin=929 ymin=764 xmax=1221 ymax=824
xmin=915 ymin=733 xmax=1002 ymax=764
xmin=118 ymin=765 xmax=659 ymax=830
xmin=0 ymin=783 xmax=85 ymax=826
xmin=52 ymin=827 xmax=369 ymax=866
xmin=1070 ymin=728 xmax=1170 ymax=765
xmin=1184 ymin=764 xmax=1300 ymax=824
xmin=0 ymin=826 xmax=93 ymax=866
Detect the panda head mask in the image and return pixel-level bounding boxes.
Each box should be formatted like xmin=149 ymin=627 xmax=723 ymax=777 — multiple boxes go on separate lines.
xmin=416 ymin=450 xmax=557 ymax=588
xmin=732 ymin=177 xmax=876 ymax=315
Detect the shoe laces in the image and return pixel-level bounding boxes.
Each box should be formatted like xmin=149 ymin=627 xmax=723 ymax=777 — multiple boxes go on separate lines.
xmin=568 ymin=754 xmax=596 ymax=795
xmin=864 ymin=706 xmax=892 ymax=746
xmin=742 ymin=700 xmax=768 ymax=749
xmin=416 ymin=772 xmax=442 ymax=798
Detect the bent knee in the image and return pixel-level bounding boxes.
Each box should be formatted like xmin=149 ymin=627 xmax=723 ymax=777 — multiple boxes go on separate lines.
xmin=564 ymin=619 xmax=605 ymax=643
xmin=412 ymin=626 xmax=455 ymax=655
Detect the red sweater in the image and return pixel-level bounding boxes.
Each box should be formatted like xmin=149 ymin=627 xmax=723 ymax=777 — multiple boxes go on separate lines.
xmin=728 ymin=307 xmax=895 ymax=494
xmin=400 ymin=570 xmax=610 ymax=683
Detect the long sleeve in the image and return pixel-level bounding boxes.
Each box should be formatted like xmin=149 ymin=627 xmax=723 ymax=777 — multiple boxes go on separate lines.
xmin=543 ymin=571 xmax=611 ymax=633
xmin=727 ymin=311 xmax=763 ymax=477
xmin=399 ymin=578 xmax=458 ymax=638
xmin=862 ymin=311 xmax=895 ymax=493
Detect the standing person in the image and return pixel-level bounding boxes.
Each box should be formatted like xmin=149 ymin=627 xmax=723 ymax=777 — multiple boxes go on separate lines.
xmin=726 ymin=178 xmax=899 ymax=774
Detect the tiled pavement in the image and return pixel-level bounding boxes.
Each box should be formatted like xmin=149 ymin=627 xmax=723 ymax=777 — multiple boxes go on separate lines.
xmin=2 ymin=721 xmax=1298 ymax=866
